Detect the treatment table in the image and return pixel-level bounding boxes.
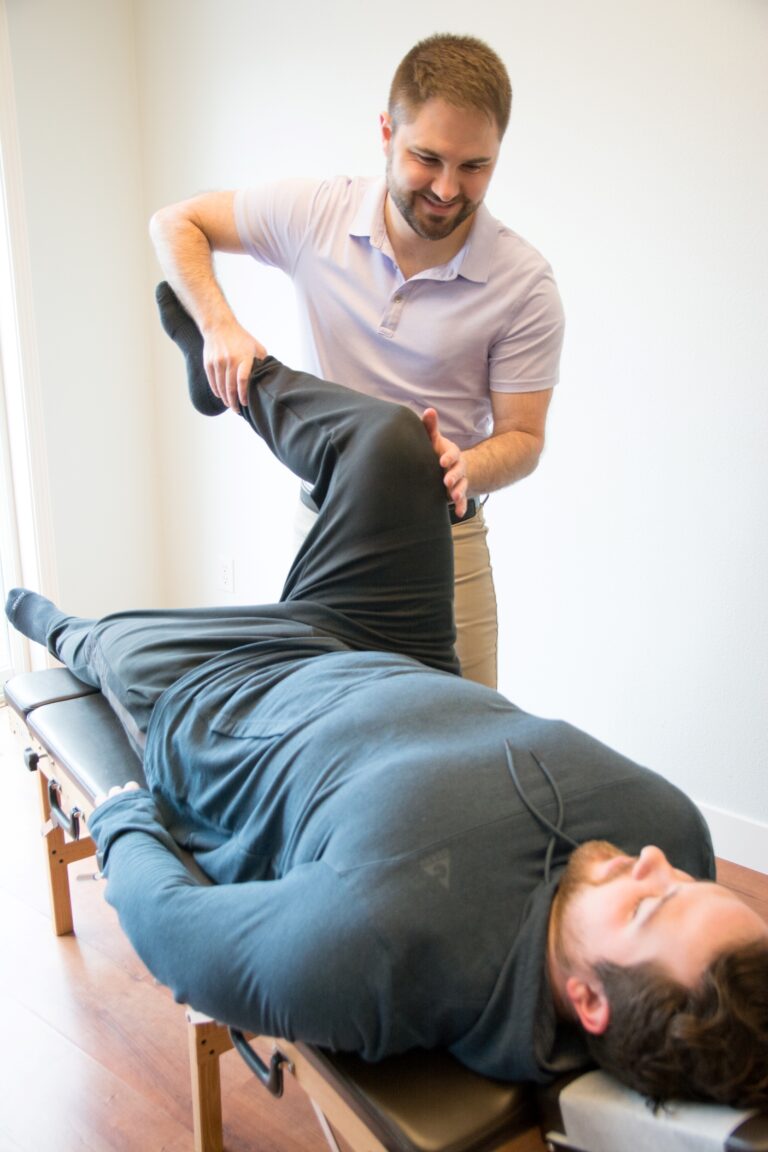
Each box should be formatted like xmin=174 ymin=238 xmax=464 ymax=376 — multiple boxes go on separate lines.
xmin=5 ymin=668 xmax=767 ymax=1152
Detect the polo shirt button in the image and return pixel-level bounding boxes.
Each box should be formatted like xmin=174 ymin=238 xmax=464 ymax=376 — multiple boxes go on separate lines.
xmin=394 ymin=294 xmax=403 ymax=303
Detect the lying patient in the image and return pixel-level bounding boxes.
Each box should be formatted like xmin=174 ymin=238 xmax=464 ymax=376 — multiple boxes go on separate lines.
xmin=7 ymin=285 xmax=767 ymax=1108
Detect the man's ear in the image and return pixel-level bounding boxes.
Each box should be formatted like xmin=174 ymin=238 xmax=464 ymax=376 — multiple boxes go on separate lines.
xmin=565 ymin=976 xmax=611 ymax=1036
xmin=380 ymin=112 xmax=393 ymax=152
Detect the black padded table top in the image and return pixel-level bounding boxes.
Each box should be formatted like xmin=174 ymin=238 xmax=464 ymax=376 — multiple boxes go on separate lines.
xmin=4 ymin=667 xmax=97 ymax=716
xmin=5 ymin=669 xmax=146 ymax=797
xmin=27 ymin=694 xmax=146 ymax=796
xmin=295 ymin=1044 xmax=534 ymax=1152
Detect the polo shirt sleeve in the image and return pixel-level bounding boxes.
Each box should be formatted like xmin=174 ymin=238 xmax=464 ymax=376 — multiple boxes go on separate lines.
xmin=88 ymin=791 xmax=396 ymax=1056
xmin=234 ymin=179 xmax=327 ymax=275
xmin=488 ymin=259 xmax=565 ymax=394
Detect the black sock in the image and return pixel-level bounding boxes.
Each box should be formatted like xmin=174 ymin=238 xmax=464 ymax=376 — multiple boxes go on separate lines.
xmin=5 ymin=588 xmax=66 ymax=645
xmin=155 ymin=281 xmax=227 ymax=416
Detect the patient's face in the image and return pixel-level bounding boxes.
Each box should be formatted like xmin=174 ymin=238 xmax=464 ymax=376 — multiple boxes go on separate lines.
xmin=556 ymin=841 xmax=768 ymax=988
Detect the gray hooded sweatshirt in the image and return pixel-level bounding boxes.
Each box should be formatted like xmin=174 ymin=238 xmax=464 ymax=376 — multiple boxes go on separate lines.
xmin=89 ymin=639 xmax=714 ymax=1085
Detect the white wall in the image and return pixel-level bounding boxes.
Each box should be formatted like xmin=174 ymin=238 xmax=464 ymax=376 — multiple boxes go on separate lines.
xmin=5 ymin=0 xmax=159 ymax=617
xmin=6 ymin=0 xmax=767 ymax=868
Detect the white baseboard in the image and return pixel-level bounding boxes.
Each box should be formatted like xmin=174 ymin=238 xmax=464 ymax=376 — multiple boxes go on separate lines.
xmin=699 ymin=802 xmax=768 ymax=875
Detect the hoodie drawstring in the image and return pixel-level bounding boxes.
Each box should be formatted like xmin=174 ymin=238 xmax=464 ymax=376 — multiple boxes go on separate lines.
xmin=504 ymin=742 xmax=579 ymax=882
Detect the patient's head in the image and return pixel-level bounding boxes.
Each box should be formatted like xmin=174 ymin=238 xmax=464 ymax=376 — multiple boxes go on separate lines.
xmin=549 ymin=840 xmax=768 ymax=1106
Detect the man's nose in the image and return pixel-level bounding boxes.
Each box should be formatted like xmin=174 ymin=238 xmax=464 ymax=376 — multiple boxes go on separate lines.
xmin=430 ymin=169 xmax=460 ymax=202
xmin=631 ymin=845 xmax=672 ymax=881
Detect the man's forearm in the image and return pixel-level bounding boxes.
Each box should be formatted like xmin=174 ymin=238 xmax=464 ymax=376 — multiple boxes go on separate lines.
xmin=149 ymin=207 xmax=234 ymax=335
xmin=150 ymin=194 xmax=267 ymax=406
xmin=463 ymin=428 xmax=545 ymax=495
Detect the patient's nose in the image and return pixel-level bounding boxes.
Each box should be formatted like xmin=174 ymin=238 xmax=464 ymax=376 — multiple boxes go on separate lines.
xmin=631 ymin=845 xmax=672 ymax=882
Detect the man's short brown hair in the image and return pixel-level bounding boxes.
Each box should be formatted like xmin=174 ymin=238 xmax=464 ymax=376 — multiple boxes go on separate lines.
xmin=586 ymin=941 xmax=768 ymax=1109
xmin=388 ymin=34 xmax=512 ymax=137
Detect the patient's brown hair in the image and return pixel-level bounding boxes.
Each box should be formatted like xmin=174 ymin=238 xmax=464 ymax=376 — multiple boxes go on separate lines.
xmin=388 ymin=34 xmax=512 ymax=136
xmin=586 ymin=941 xmax=768 ymax=1108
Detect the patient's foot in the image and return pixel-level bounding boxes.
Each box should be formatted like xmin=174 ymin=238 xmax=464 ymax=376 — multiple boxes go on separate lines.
xmin=5 ymin=588 xmax=66 ymax=645
xmin=155 ymin=281 xmax=227 ymax=416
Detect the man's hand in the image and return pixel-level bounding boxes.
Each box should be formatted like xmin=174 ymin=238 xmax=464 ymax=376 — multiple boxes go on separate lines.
xmin=421 ymin=408 xmax=468 ymax=519
xmin=94 ymin=781 xmax=142 ymax=808
xmin=204 ymin=321 xmax=268 ymax=411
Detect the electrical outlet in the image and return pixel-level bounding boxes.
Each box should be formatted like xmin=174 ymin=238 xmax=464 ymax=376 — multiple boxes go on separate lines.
xmin=219 ymin=555 xmax=234 ymax=593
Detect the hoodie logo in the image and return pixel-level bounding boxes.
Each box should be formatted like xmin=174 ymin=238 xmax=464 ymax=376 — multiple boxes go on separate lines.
xmin=421 ymin=849 xmax=451 ymax=890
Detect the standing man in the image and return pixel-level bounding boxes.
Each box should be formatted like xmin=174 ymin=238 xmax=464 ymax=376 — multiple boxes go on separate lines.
xmin=150 ymin=33 xmax=565 ymax=688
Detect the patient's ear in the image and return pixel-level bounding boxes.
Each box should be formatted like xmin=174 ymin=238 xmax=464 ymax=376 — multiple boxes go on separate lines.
xmin=565 ymin=976 xmax=611 ymax=1035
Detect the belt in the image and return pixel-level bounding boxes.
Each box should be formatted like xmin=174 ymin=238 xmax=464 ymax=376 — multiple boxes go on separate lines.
xmin=301 ymin=484 xmax=479 ymax=525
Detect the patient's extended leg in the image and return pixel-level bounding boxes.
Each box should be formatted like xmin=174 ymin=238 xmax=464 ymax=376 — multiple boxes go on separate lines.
xmin=6 ymin=587 xmax=65 ymax=642
xmin=5 ymin=588 xmax=99 ymax=685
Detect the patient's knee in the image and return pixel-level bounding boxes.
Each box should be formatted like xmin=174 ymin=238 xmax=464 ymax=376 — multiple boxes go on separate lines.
xmin=364 ymin=404 xmax=439 ymax=493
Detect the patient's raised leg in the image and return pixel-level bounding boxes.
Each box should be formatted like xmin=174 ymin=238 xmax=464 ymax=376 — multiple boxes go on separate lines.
xmin=156 ymin=282 xmax=458 ymax=673
xmin=155 ymin=281 xmax=227 ymax=416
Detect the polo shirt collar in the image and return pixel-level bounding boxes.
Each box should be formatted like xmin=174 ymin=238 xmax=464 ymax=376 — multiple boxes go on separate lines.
xmin=350 ymin=178 xmax=388 ymax=246
xmin=350 ymin=177 xmax=496 ymax=284
xmin=457 ymin=205 xmax=497 ymax=284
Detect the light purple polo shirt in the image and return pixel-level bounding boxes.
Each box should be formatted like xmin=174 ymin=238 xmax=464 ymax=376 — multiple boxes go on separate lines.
xmin=234 ymin=176 xmax=563 ymax=449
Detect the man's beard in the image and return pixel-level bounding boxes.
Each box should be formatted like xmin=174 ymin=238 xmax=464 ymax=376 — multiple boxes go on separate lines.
xmin=386 ymin=160 xmax=479 ymax=242
xmin=559 ymin=841 xmax=627 ymax=899
xmin=551 ymin=841 xmax=627 ymax=967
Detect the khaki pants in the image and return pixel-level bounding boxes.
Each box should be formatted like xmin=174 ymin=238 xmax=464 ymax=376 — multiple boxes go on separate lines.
xmin=451 ymin=504 xmax=497 ymax=689
xmin=294 ymin=497 xmax=497 ymax=689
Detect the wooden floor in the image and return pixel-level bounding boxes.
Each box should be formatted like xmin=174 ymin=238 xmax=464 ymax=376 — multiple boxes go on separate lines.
xmin=2 ymin=702 xmax=766 ymax=1152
